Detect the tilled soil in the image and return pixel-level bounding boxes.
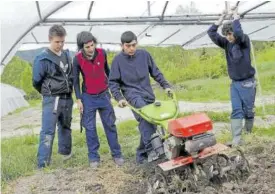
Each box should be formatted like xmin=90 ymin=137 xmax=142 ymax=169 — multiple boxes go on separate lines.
xmin=4 ymin=140 xmax=275 ymax=194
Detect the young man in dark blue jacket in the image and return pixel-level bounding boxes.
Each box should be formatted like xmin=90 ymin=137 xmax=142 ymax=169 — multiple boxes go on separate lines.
xmin=109 ymin=31 xmax=172 ymax=164
xmin=33 ymin=25 xmax=74 ymax=168
xmin=207 ymin=7 xmax=256 ymax=146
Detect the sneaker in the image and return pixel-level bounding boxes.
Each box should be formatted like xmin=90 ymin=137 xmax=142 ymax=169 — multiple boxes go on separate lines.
xmin=90 ymin=161 xmax=100 ymax=169
xmin=62 ymin=152 xmax=73 ymax=161
xmin=147 ymin=151 xmax=158 ymax=162
xmin=113 ymin=157 xmax=124 ymax=166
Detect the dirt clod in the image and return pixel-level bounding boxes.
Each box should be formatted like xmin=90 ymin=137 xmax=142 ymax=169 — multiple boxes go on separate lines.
xmin=4 ymin=141 xmax=275 ymax=194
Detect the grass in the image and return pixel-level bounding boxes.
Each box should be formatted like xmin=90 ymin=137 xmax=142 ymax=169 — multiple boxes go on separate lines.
xmin=154 ymin=62 xmax=275 ymax=102
xmin=216 ymin=125 xmax=275 ymax=144
xmin=2 ymin=106 xmax=275 ymax=190
xmin=14 ymin=124 xmax=39 ymax=130
xmin=256 ymin=104 xmax=275 ymax=116
xmin=177 ymin=103 xmax=275 ymax=123
xmin=1 ymin=120 xmax=139 ymax=190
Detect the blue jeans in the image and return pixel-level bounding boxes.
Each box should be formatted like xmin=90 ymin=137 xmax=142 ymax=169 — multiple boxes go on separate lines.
xmin=230 ymin=77 xmax=257 ymax=119
xmin=129 ymin=98 xmax=157 ymax=163
xmin=81 ymin=92 xmax=122 ymax=162
xmin=37 ymin=96 xmax=73 ymax=168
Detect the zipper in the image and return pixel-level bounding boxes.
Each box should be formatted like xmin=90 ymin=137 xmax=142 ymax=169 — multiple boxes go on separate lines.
xmin=53 ymin=62 xmax=70 ymax=93
xmin=46 ymin=80 xmax=52 ymax=95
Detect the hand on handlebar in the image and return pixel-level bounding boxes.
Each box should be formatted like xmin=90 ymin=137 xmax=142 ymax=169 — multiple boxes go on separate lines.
xmin=118 ymin=99 xmax=128 ymax=108
xmin=165 ymin=88 xmax=173 ymax=98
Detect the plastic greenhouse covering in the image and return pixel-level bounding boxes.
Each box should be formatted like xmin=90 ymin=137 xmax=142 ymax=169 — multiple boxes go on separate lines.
xmin=0 ymin=1 xmax=274 ymax=116
xmin=1 ymin=83 xmax=29 ymax=117
xmin=1 ymin=1 xmax=275 ymax=65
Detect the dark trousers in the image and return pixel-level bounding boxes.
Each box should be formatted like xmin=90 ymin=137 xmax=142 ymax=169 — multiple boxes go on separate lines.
xmin=130 ymin=98 xmax=156 ymax=163
xmin=81 ymin=92 xmax=122 ymax=162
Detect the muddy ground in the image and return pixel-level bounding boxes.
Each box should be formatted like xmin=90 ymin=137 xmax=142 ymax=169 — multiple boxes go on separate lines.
xmin=2 ymin=96 xmax=275 ymax=193
xmin=4 ymin=140 xmax=275 ymax=194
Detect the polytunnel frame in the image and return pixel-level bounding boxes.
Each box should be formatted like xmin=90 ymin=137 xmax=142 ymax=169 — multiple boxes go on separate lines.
xmin=1 ymin=1 xmax=274 ymax=65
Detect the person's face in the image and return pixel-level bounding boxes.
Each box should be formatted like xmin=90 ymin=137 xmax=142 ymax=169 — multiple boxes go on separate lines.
xmin=83 ymin=41 xmax=96 ymax=57
xmin=122 ymin=40 xmax=137 ymax=56
xmin=225 ymin=32 xmax=235 ymax=43
xmin=49 ymin=36 xmax=65 ymax=53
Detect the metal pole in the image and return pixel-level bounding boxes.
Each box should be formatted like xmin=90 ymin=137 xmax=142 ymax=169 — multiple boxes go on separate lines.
xmin=157 ymin=29 xmax=181 ymax=46
xmin=31 ymin=32 xmax=39 ymax=44
xmin=89 ymin=26 xmax=93 ymax=32
xmin=87 ymin=1 xmax=94 ymax=20
xmin=181 ymin=1 xmax=271 ymax=48
xmin=36 ymin=1 xmax=42 ymax=21
xmin=147 ymin=1 xmax=151 ymax=16
xmin=240 ymin=1 xmax=270 ymax=17
xmin=44 ymin=14 xmax=275 ymax=23
xmin=161 ymin=1 xmax=169 ymax=20
xmin=248 ymin=26 xmax=270 ymax=36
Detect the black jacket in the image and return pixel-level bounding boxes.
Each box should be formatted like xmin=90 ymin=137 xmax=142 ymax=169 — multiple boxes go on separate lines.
xmin=32 ymin=49 xmax=73 ymax=96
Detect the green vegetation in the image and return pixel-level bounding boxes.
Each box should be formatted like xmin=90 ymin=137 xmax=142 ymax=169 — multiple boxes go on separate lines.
xmin=1 ymin=120 xmax=139 ymax=189
xmin=1 ymin=57 xmax=40 ymax=100
xmin=154 ymin=61 xmax=275 ymax=102
xmin=2 ymin=43 xmax=274 ymax=102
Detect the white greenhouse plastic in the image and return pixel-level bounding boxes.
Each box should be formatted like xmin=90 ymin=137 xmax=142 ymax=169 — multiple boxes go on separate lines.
xmin=1 ymin=83 xmax=29 ymax=117
xmin=0 ymin=1 xmax=274 ymax=116
xmin=1 ymin=1 xmax=275 ymax=65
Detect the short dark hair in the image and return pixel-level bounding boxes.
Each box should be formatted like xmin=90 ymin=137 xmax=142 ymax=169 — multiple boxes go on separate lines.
xmin=49 ymin=25 xmax=66 ymax=37
xmin=76 ymin=31 xmax=98 ymax=50
xmin=121 ymin=31 xmax=137 ymax=44
xmin=222 ymin=21 xmax=233 ymax=36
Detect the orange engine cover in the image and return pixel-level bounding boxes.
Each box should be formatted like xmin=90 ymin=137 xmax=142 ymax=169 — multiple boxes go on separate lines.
xmin=168 ymin=113 xmax=213 ymax=137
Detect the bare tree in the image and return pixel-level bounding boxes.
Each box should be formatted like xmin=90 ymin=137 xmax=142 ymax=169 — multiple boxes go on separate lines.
xmin=175 ymin=2 xmax=201 ymax=15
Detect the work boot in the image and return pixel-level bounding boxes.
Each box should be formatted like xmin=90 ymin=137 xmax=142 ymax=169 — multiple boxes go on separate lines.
xmin=147 ymin=151 xmax=158 ymax=162
xmin=113 ymin=157 xmax=124 ymax=166
xmin=244 ymin=118 xmax=254 ymax=134
xmin=90 ymin=161 xmax=100 ymax=169
xmin=231 ymin=119 xmax=244 ymax=146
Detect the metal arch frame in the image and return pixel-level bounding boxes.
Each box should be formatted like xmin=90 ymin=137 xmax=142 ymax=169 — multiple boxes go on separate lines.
xmin=147 ymin=1 xmax=151 ymax=16
xmin=1 ymin=1 xmax=71 ymax=65
xmin=31 ymin=32 xmax=39 ymax=44
xmin=161 ymin=1 xmax=169 ymax=20
xmin=42 ymin=14 xmax=275 ymax=24
xmin=184 ymin=23 xmax=275 ymax=49
xmin=87 ymin=1 xmax=94 ymax=20
xmin=138 ymin=1 xmax=169 ymax=41
xmin=36 ymin=1 xmax=42 ymax=21
xmin=157 ymin=29 xmax=181 ymax=46
xmin=2 ymin=1 xmax=274 ymax=65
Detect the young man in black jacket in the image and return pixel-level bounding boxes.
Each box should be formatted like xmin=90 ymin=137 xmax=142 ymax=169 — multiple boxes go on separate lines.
xmin=33 ymin=25 xmax=74 ymax=168
xmin=207 ymin=7 xmax=256 ymax=146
